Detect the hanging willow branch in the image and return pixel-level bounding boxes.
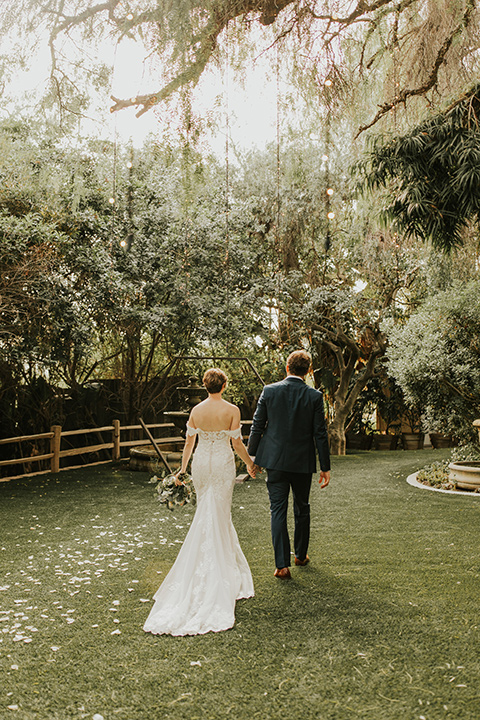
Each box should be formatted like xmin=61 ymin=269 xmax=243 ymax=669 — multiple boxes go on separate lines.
xmin=355 ymin=0 xmax=477 ymax=138
xmin=19 ymin=0 xmax=480 ymax=130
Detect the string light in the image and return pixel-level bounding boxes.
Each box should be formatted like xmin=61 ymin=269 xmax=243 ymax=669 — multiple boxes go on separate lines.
xmin=324 ymin=79 xmax=333 ymax=87
xmin=109 ymin=197 xmax=115 ymax=204
xmin=120 ymin=240 xmax=127 ymax=247
xmin=326 ymin=188 xmax=334 ymax=196
xmin=327 ymin=211 xmax=335 ymax=220
xmin=126 ymin=161 xmax=133 ymax=169
xmin=126 ymin=13 xmax=134 ymax=20
xmin=321 ymin=154 xmax=329 ymax=162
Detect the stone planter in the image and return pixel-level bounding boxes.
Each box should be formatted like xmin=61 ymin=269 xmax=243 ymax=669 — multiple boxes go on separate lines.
xmin=129 ymin=444 xmax=182 ymax=472
xmin=402 ymin=432 xmax=425 ymax=450
xmin=448 ymin=461 xmax=480 ymax=490
xmin=373 ymin=434 xmax=399 ymax=450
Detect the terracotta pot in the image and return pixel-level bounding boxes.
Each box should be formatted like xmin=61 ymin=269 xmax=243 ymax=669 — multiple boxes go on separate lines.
xmin=402 ymin=432 xmax=425 ymax=450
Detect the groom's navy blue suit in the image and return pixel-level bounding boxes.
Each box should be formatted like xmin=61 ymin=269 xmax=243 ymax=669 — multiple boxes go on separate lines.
xmin=247 ymin=376 xmax=330 ymax=569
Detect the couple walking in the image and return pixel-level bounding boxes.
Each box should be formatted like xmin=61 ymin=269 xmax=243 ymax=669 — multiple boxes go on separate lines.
xmin=143 ymin=350 xmax=331 ymax=636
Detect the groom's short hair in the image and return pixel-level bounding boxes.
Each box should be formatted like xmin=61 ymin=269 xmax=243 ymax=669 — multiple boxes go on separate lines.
xmin=286 ymin=350 xmax=311 ymax=377
xmin=203 ymin=368 xmax=228 ymax=394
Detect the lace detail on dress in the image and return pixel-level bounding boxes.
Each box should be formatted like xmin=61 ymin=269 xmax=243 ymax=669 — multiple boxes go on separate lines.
xmin=143 ymin=422 xmax=253 ymax=637
xmin=186 ymin=424 xmax=241 ymax=439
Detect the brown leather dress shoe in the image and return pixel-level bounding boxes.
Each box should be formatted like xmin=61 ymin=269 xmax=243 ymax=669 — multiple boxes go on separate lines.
xmin=294 ymin=555 xmax=310 ymax=566
xmin=274 ymin=567 xmax=291 ymax=579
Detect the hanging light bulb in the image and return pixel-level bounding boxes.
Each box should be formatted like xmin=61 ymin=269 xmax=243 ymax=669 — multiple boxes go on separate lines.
xmin=109 ymin=197 xmax=115 ymax=204
xmin=120 ymin=240 xmax=127 ymax=247
xmin=321 ymin=154 xmax=329 ymax=162
xmin=126 ymin=161 xmax=133 ymax=169
xmin=324 ymin=79 xmax=333 ymax=87
xmin=327 ymin=211 xmax=335 ymax=220
xmin=326 ymin=188 xmax=334 ymax=196
xmin=126 ymin=13 xmax=134 ymax=20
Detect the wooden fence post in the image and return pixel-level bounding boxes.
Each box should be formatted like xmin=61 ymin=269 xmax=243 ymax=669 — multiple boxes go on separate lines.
xmin=112 ymin=419 xmax=121 ymax=461
xmin=50 ymin=425 xmax=62 ymax=473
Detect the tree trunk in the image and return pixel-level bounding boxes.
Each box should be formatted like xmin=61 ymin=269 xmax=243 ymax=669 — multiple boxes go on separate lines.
xmin=328 ymin=414 xmax=347 ymax=456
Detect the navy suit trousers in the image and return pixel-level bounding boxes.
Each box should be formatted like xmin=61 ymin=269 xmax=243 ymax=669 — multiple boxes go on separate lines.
xmin=266 ymin=469 xmax=312 ymax=569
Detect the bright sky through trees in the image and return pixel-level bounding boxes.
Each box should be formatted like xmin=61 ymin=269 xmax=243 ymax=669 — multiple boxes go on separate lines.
xmin=5 ymin=27 xmax=281 ymax=154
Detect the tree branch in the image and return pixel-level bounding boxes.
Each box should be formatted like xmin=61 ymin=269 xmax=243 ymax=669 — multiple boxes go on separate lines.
xmin=355 ymin=1 xmax=476 ymax=137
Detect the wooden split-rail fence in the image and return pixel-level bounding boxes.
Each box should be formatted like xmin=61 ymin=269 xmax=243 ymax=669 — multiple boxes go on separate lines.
xmin=0 ymin=421 xmax=183 ymax=483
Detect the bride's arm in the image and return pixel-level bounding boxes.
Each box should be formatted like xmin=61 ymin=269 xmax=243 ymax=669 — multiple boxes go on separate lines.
xmin=177 ymin=433 xmax=196 ymax=478
xmin=175 ymin=414 xmax=196 ymax=481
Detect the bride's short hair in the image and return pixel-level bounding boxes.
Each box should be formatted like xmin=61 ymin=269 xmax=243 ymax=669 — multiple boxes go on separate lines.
xmin=203 ymin=368 xmax=228 ymax=394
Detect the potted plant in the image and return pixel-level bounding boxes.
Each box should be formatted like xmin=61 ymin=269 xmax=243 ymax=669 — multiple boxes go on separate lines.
xmin=401 ymin=404 xmax=424 ymax=450
xmin=369 ymin=372 xmax=403 ymax=450
xmin=345 ymin=397 xmax=374 ymax=450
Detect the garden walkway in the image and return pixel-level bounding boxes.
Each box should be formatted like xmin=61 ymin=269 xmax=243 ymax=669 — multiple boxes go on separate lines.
xmin=1 ymin=448 xmax=479 ymax=720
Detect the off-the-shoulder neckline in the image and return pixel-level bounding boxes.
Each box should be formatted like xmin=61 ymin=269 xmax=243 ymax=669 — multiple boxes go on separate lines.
xmin=186 ymin=424 xmax=240 ymax=434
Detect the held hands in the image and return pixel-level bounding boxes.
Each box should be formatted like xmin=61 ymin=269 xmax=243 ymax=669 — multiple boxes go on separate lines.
xmin=318 ymin=470 xmax=330 ymax=488
xmin=247 ymin=458 xmax=258 ymax=479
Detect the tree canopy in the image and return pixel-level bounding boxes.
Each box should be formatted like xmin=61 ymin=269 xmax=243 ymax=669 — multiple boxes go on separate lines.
xmin=386 ymin=280 xmax=480 ymax=443
xmin=4 ymin=0 xmax=480 ymax=135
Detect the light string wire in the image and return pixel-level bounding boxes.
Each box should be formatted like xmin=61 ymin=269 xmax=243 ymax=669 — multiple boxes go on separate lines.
xmin=224 ymin=19 xmax=231 ymax=353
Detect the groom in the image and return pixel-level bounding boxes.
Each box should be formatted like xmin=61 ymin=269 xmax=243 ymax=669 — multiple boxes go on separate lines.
xmin=247 ymin=350 xmax=330 ymax=579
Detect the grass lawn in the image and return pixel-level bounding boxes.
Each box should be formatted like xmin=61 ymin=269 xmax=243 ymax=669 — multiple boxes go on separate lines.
xmin=1 ymin=448 xmax=479 ymax=720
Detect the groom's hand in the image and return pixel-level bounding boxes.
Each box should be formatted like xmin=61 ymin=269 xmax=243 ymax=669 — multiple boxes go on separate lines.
xmin=318 ymin=470 xmax=330 ymax=488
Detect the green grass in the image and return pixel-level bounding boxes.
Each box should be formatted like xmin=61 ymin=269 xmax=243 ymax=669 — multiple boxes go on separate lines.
xmin=1 ymin=448 xmax=480 ymax=720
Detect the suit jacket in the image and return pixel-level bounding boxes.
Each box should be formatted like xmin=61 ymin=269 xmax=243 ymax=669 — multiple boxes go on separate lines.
xmin=247 ymin=376 xmax=330 ymax=474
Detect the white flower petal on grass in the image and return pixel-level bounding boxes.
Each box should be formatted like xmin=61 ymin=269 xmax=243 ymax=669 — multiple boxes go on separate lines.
xmin=110 ymin=629 xmax=121 ymax=635
xmin=7 ymin=704 xmax=19 ymax=710
xmin=112 ymin=600 xmax=120 ymax=605
xmin=190 ymin=661 xmax=202 ymax=666
xmin=139 ymin=598 xmax=150 ymax=603
xmin=92 ymin=714 xmax=104 ymax=720
xmin=10 ymin=664 xmax=18 ymax=670
xmin=113 ymin=619 xmax=120 ymax=624
xmin=50 ymin=646 xmax=60 ymax=652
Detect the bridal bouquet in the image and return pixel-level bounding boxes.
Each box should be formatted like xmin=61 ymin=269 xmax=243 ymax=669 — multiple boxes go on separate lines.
xmin=150 ymin=471 xmax=196 ymax=510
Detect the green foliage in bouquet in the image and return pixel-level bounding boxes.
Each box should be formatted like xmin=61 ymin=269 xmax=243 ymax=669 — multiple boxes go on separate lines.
xmin=150 ymin=472 xmax=196 ymax=510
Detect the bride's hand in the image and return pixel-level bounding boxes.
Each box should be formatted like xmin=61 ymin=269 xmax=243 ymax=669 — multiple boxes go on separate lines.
xmin=247 ymin=460 xmax=257 ymax=479
xmin=174 ymin=472 xmax=185 ymax=486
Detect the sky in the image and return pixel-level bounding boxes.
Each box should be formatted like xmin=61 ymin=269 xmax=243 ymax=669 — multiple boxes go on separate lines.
xmin=109 ymin=37 xmax=281 ymax=154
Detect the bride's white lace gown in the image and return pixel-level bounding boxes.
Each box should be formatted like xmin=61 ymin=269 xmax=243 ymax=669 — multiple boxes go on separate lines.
xmin=143 ymin=425 xmax=254 ymax=636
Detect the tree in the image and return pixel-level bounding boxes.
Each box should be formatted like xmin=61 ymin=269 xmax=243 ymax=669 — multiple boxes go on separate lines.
xmin=238 ymin=138 xmax=424 ymax=455
xmin=0 ymin=118 xmax=269 ymax=431
xmin=359 ymin=82 xmax=480 ymax=252
xmin=4 ymin=1 xmax=480 ymax=135
xmin=385 ymin=280 xmax=480 ymax=444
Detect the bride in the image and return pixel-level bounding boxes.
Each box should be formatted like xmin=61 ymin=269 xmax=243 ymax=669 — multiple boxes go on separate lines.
xmin=143 ymin=368 xmax=256 ymax=636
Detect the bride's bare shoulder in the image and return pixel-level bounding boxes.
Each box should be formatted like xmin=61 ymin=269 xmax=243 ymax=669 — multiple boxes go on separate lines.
xmin=223 ymin=399 xmax=240 ymax=412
